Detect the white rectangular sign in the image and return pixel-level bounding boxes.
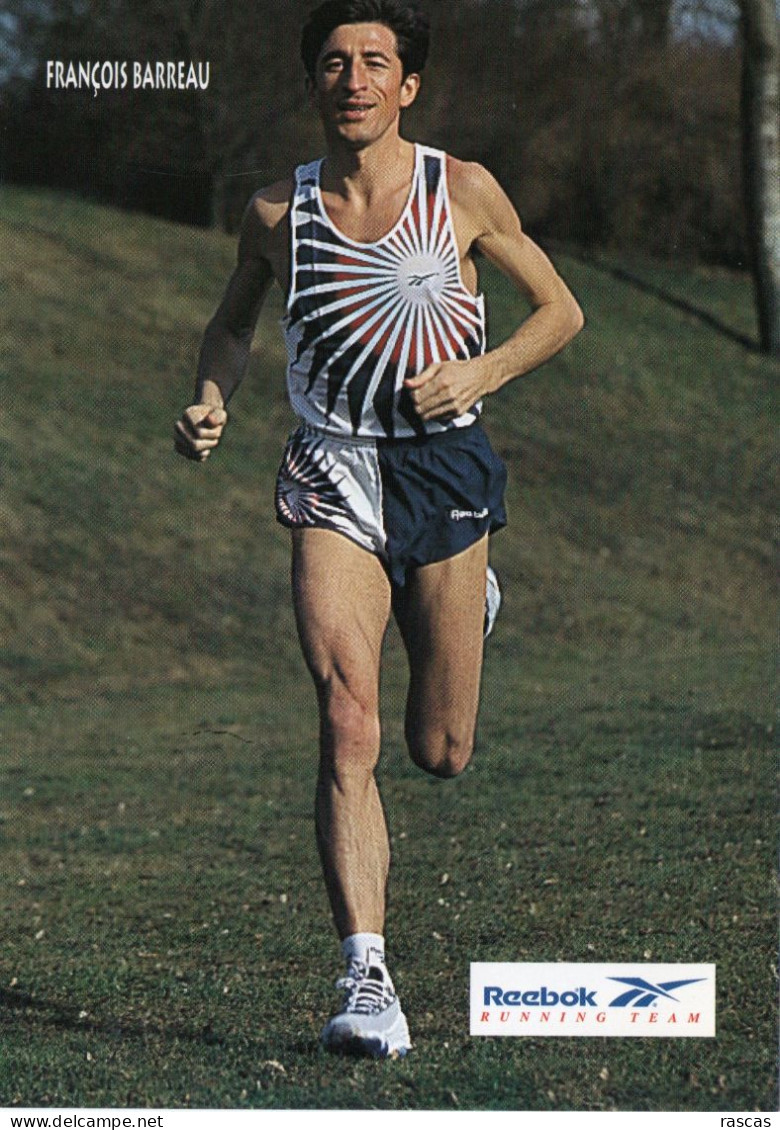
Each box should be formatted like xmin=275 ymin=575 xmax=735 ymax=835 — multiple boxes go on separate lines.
xmin=470 ymin=962 xmax=716 ymax=1037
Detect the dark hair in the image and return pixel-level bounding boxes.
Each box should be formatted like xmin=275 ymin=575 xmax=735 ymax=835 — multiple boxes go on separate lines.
xmin=301 ymin=0 xmax=430 ymax=79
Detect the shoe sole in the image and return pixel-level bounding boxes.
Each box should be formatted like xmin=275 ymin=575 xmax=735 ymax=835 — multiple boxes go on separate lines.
xmin=321 ymin=1010 xmax=411 ymax=1059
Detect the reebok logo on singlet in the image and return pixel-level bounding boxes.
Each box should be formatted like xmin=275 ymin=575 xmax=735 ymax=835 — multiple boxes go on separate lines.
xmin=396 ymin=255 xmax=447 ymax=304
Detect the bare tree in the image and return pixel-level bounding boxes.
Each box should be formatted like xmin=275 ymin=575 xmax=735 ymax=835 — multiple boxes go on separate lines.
xmin=739 ymin=0 xmax=780 ymax=354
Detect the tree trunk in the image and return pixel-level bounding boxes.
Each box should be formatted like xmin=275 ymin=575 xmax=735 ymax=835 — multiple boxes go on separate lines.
xmin=740 ymin=0 xmax=780 ymax=355
xmin=638 ymin=0 xmax=673 ymax=48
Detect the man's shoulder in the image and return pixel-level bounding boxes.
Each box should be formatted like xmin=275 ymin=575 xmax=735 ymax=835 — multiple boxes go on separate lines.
xmin=246 ymin=177 xmax=295 ymax=231
xmin=444 ymin=154 xmax=502 ymax=206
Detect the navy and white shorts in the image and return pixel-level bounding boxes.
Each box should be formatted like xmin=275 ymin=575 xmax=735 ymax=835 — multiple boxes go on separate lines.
xmin=274 ymin=422 xmax=507 ymax=586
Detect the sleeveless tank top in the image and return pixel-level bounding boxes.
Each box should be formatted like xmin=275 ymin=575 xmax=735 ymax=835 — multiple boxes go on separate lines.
xmin=282 ymin=144 xmax=486 ymax=439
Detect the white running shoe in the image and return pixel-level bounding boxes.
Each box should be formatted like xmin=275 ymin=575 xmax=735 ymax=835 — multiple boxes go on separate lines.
xmin=484 ymin=565 xmax=502 ymax=639
xmin=321 ymin=959 xmax=411 ymax=1059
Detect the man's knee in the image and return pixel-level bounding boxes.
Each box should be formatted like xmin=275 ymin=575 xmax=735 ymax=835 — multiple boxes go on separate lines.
xmin=407 ymin=724 xmax=475 ymax=779
xmin=316 ymin=675 xmax=381 ymax=776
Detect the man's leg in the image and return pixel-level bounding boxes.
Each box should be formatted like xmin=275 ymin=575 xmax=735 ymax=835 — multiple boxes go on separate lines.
xmin=393 ymin=536 xmax=489 ymax=778
xmin=292 ymin=527 xmax=412 ymax=1056
xmin=291 ymin=527 xmax=392 ymax=937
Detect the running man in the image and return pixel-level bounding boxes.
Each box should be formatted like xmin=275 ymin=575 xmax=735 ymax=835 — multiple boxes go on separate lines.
xmin=175 ymin=0 xmax=583 ymax=1058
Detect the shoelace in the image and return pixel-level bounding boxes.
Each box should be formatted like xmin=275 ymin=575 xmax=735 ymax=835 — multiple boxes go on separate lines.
xmin=336 ymin=961 xmax=395 ymax=1016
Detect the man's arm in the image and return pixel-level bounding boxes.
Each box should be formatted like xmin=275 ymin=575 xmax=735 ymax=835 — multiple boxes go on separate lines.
xmin=174 ymin=190 xmax=283 ymax=462
xmin=405 ymin=161 xmax=584 ymax=423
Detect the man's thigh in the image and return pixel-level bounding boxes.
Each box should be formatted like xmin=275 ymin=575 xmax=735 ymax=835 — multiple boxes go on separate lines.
xmin=393 ymin=536 xmax=489 ymax=774
xmin=291 ymin=528 xmax=392 ymax=708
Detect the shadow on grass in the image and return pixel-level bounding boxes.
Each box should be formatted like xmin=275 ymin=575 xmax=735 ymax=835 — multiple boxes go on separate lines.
xmin=569 ymin=249 xmax=760 ymax=352
xmin=0 ymin=986 xmax=323 ymax=1061
xmin=0 ymin=986 xmax=226 ymax=1047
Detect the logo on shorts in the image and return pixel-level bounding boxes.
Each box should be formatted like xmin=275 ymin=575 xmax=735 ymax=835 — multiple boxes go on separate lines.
xmin=275 ymin=433 xmax=346 ymax=527
xmin=450 ymin=507 xmax=489 ymax=521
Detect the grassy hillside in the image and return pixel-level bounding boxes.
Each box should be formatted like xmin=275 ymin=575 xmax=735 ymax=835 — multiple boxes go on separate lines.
xmin=0 ymin=186 xmax=775 ymax=1111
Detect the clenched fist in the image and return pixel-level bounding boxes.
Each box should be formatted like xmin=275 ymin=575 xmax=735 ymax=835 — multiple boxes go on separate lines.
xmin=174 ymin=404 xmax=228 ymax=462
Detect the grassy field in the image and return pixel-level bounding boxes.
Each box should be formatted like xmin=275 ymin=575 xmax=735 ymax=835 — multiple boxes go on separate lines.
xmin=0 ymin=185 xmax=776 ymax=1111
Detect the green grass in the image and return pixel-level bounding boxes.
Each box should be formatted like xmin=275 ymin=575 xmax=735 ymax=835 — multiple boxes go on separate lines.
xmin=0 ymin=185 xmax=776 ymax=1111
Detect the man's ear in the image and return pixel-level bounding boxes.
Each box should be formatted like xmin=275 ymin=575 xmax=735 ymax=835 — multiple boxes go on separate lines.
xmin=400 ymin=72 xmax=421 ymax=109
xmin=305 ymin=74 xmax=316 ymax=104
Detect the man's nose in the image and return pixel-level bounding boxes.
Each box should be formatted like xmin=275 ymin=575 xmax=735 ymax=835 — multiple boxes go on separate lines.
xmin=341 ymin=59 xmax=368 ymax=90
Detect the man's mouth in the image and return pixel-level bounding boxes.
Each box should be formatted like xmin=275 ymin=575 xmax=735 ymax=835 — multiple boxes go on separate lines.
xmin=338 ymin=101 xmax=374 ymax=116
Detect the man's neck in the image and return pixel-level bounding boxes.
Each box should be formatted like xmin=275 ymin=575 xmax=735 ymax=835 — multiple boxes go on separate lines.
xmin=321 ymin=131 xmax=415 ymax=203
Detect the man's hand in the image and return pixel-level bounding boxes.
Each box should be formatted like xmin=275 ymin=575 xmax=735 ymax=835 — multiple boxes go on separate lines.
xmin=174 ymin=404 xmax=228 ymax=462
xmin=404 ymin=359 xmax=489 ymax=423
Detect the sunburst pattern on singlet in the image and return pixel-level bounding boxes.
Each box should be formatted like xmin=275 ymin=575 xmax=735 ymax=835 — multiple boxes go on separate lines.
xmin=282 ymin=145 xmax=486 ymax=439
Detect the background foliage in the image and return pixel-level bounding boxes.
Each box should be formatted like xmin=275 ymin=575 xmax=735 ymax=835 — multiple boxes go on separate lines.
xmin=0 ymin=0 xmax=748 ymax=264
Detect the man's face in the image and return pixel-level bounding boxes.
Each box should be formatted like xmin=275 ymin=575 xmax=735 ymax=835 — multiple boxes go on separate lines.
xmin=310 ymin=22 xmax=420 ymax=149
